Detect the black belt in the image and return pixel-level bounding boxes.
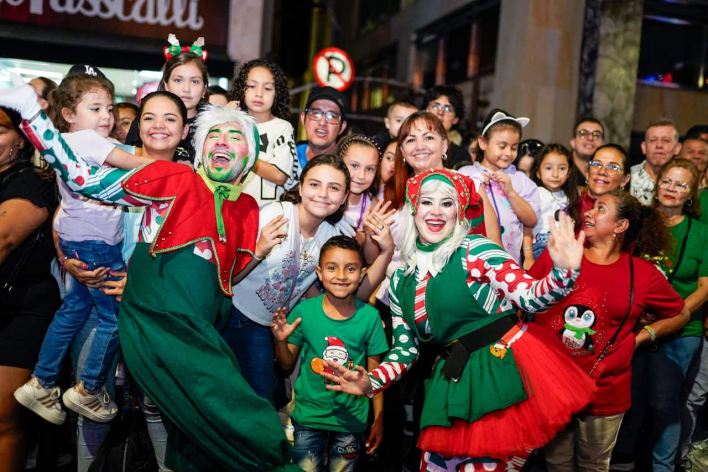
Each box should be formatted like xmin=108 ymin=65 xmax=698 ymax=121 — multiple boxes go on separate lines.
xmin=441 ymin=314 xmax=519 ymax=382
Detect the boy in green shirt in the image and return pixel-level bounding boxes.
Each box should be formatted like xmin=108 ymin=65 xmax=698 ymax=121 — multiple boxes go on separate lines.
xmin=272 ymin=235 xmax=389 ymax=471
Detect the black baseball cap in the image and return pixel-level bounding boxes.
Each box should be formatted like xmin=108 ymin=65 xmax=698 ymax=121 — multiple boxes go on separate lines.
xmin=305 ymin=86 xmax=347 ymax=120
xmin=66 ymin=64 xmax=107 ymax=80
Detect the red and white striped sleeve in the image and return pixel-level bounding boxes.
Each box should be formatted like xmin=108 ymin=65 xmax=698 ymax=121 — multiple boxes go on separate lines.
xmin=368 ymin=269 xmax=420 ymax=393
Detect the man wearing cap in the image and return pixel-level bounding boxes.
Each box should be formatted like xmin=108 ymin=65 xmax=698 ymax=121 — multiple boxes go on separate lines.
xmin=292 ymin=86 xmax=348 ymax=183
xmin=569 ymin=117 xmax=605 ymax=187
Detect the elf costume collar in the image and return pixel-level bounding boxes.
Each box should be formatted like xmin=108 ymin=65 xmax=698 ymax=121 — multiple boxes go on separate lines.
xmin=123 ymin=160 xmax=259 ymax=296
xmin=405 ymin=168 xmax=486 ymax=235
xmin=197 ymin=166 xmax=242 ymax=243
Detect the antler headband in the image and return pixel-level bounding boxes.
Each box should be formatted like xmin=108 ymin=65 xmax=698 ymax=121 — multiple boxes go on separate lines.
xmin=163 ymin=34 xmax=208 ymax=62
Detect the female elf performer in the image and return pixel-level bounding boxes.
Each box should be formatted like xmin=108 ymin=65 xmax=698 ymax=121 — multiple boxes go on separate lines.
xmin=321 ymin=168 xmax=595 ymax=470
xmin=0 ymin=77 xmax=298 ymax=471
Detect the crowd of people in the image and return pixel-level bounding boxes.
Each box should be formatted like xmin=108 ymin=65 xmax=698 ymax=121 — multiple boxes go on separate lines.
xmin=0 ymin=34 xmax=706 ymax=472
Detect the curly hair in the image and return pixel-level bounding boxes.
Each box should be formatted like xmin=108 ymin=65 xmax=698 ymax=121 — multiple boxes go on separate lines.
xmin=609 ymin=189 xmax=671 ymax=259
xmin=229 ymin=58 xmax=290 ymax=120
xmin=48 ymin=75 xmax=114 ymax=133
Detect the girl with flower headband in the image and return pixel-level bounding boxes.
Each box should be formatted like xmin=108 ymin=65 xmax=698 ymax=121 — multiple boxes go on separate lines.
xmin=0 ymin=78 xmax=300 ymax=471
xmin=322 ymin=168 xmax=595 ymax=470
xmin=125 ymin=34 xmax=209 ymax=165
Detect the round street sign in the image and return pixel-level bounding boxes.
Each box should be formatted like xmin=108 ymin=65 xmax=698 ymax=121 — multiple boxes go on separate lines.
xmin=313 ymin=47 xmax=355 ymax=92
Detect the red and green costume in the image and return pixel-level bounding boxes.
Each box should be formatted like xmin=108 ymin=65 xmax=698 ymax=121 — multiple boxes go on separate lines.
xmin=367 ymin=169 xmax=594 ymax=470
xmin=22 ymin=112 xmax=300 ymax=471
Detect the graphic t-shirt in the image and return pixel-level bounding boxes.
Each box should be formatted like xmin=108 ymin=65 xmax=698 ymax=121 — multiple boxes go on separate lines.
xmin=241 ymin=117 xmax=295 ymax=207
xmin=458 ymin=162 xmax=540 ymax=262
xmin=530 ymin=251 xmax=685 ymax=415
xmin=232 ymin=202 xmax=339 ymax=325
xmin=287 ymin=295 xmax=389 ymax=433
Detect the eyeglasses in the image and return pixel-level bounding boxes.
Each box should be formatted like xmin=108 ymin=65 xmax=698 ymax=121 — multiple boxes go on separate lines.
xmin=305 ymin=108 xmax=342 ymax=125
xmin=577 ymin=129 xmax=604 ymax=141
xmin=658 ymin=178 xmax=691 ymax=192
xmin=428 ymin=102 xmax=455 ymax=115
xmin=588 ymin=160 xmax=623 ymax=174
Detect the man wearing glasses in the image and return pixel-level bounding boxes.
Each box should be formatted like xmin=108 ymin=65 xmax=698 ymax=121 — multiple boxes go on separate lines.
xmin=569 ymin=117 xmax=605 ymax=186
xmin=631 ymin=119 xmax=682 ymax=205
xmin=423 ymin=85 xmax=471 ymax=169
xmin=292 ymin=86 xmax=348 ymax=183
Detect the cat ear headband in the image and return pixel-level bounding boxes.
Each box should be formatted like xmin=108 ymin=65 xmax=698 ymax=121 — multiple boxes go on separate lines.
xmin=163 ymin=34 xmax=208 ymax=62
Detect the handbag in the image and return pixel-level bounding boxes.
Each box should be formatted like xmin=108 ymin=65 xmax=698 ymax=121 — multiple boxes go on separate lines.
xmin=0 ymin=165 xmax=43 ymax=305
xmin=588 ymin=255 xmax=634 ymax=378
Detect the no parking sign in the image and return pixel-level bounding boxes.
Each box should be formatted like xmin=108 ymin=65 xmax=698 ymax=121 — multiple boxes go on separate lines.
xmin=313 ymin=47 xmax=355 ymax=92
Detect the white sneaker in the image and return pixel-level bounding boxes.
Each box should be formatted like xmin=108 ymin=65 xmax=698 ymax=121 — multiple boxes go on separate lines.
xmin=62 ymin=383 xmax=118 ymax=423
xmin=14 ymin=377 xmax=66 ymax=425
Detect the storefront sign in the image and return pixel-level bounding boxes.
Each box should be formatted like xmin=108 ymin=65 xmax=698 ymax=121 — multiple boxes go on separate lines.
xmin=0 ymin=0 xmax=227 ymax=46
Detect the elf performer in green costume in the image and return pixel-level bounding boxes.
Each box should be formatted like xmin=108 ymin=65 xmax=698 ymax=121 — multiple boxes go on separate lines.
xmin=323 ymin=168 xmax=596 ymax=471
xmin=0 ymin=77 xmax=300 ymax=472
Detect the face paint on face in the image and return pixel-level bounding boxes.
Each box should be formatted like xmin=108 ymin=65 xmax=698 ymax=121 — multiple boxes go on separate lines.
xmin=202 ymin=123 xmax=250 ymax=183
xmin=413 ymin=183 xmax=458 ymax=244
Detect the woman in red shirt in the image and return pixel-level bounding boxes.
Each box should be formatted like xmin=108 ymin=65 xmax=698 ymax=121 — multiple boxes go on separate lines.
xmin=530 ymin=189 xmax=689 ymax=472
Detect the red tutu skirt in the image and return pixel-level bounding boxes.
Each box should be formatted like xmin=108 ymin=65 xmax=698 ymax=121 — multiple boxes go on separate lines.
xmin=418 ymin=323 xmax=595 ymax=459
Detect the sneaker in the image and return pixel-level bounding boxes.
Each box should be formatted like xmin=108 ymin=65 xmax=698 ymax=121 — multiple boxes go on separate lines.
xmin=13 ymin=377 xmax=66 ymax=425
xmin=62 ymin=383 xmax=118 ymax=423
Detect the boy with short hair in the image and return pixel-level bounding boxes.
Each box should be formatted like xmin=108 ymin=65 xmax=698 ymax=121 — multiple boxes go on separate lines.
xmin=272 ymin=235 xmax=388 ymax=471
xmin=373 ymin=100 xmax=418 ymax=151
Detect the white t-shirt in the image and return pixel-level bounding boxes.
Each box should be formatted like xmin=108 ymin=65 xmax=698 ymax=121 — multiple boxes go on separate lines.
xmin=242 ymin=117 xmax=295 ymax=207
xmin=533 ymin=187 xmax=569 ymax=238
xmin=231 ymin=201 xmax=339 ymax=325
xmin=53 ymin=132 xmax=126 ymax=245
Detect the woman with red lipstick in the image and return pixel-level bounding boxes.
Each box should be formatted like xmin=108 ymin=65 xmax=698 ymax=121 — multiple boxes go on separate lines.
xmin=612 ymin=159 xmax=707 ymax=471
xmin=529 ymin=189 xmax=690 ymax=471
xmin=323 ymin=168 xmax=596 ymax=470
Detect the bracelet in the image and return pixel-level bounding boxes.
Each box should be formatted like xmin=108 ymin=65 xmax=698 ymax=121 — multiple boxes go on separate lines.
xmin=523 ymin=246 xmax=533 ymax=250
xmin=643 ymin=325 xmax=657 ymax=343
xmin=253 ymin=253 xmax=264 ymax=261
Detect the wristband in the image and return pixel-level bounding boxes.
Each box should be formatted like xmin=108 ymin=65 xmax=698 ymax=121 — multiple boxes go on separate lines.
xmin=643 ymin=325 xmax=657 ymax=343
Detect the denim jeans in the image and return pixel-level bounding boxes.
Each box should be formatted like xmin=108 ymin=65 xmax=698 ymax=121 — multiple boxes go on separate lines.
xmin=533 ymin=232 xmax=550 ymax=259
xmin=70 ymin=308 xmax=117 ymax=472
xmin=292 ymin=420 xmax=363 ymax=472
xmin=221 ymin=306 xmax=275 ymax=401
xmin=34 ymin=239 xmax=124 ymax=392
xmin=614 ymin=335 xmax=702 ymax=471
xmin=681 ymin=337 xmax=707 ymax=459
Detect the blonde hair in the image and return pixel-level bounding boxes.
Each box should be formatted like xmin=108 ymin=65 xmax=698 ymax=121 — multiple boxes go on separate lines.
xmin=400 ymin=179 xmax=469 ymax=276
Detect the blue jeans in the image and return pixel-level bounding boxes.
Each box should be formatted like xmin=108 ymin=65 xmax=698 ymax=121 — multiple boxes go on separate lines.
xmin=221 ymin=306 xmax=275 ymax=401
xmin=614 ymin=335 xmax=702 ymax=471
xmin=292 ymin=420 xmax=363 ymax=472
xmin=34 ymin=239 xmax=124 ymax=392
xmin=71 ymin=308 xmax=118 ymax=472
xmin=681 ymin=337 xmax=707 ymax=459
xmin=533 ymin=232 xmax=550 ymax=259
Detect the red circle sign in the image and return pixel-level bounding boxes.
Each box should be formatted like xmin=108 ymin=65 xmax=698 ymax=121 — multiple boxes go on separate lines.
xmin=313 ymin=47 xmax=355 ymax=92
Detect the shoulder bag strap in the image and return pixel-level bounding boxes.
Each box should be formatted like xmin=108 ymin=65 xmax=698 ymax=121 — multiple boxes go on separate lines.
xmin=588 ymin=255 xmax=634 ymax=377
xmin=668 ymin=217 xmax=692 ymax=283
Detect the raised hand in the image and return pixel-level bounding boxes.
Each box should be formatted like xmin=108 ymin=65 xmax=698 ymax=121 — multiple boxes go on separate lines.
xmin=255 ymin=214 xmax=288 ymax=259
xmin=362 ymin=208 xmax=393 ymax=255
xmin=270 ymin=307 xmax=301 ymax=342
xmin=321 ymin=360 xmax=372 ymax=397
xmin=547 ymin=211 xmax=585 ymax=271
xmin=0 ymin=72 xmax=41 ymax=120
